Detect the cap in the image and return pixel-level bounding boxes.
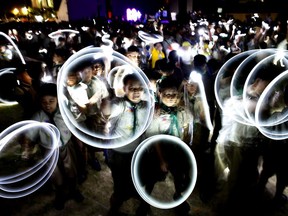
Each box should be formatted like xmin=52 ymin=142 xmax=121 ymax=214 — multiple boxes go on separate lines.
xmin=182 ymin=41 xmax=191 ymax=47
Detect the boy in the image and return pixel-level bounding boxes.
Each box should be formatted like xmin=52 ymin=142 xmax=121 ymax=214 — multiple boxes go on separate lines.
xmin=107 ymin=73 xmax=151 ymax=215
xmin=141 ymin=77 xmax=193 ymax=216
xmin=25 ymin=83 xmax=84 ymax=210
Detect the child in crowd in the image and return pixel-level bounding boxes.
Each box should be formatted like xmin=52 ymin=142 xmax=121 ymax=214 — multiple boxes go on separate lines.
xmin=107 ymin=73 xmax=151 ymax=215
xmin=65 ymin=70 xmax=89 ymax=123
xmin=140 ymin=77 xmax=193 ymax=216
xmin=80 ymin=64 xmax=111 ymax=171
xmin=22 ymin=83 xmax=84 ymax=210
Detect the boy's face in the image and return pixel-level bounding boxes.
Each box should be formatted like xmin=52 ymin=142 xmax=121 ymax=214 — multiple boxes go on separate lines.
xmin=41 ymin=95 xmax=58 ymax=114
xmin=160 ymin=88 xmax=179 ymax=107
xmin=66 ymin=75 xmax=78 ymax=87
xmin=124 ymin=79 xmax=144 ymax=104
xmin=93 ymin=63 xmax=104 ymax=76
xmin=81 ymin=67 xmax=93 ymax=83
xmin=126 ymin=51 xmax=140 ymax=66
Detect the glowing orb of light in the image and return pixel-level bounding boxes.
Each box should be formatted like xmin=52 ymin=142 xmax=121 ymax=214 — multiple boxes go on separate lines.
xmin=57 ymin=46 xmax=154 ymax=149
xmin=255 ymin=70 xmax=288 ymax=140
xmin=214 ymin=48 xmax=288 ymax=140
xmin=48 ymin=29 xmax=79 ymax=39
xmin=0 ymin=120 xmax=59 ymax=198
xmin=131 ymin=135 xmax=197 ymax=209
xmin=138 ymin=30 xmax=163 ymax=45
xmin=0 ymin=32 xmax=26 ymax=65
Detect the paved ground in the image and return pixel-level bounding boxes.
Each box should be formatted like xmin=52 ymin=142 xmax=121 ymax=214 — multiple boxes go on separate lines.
xmin=1 ymin=103 xmax=288 ymax=216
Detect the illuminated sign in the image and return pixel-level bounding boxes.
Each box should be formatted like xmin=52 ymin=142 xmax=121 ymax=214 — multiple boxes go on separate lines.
xmin=126 ymin=8 xmax=141 ymax=22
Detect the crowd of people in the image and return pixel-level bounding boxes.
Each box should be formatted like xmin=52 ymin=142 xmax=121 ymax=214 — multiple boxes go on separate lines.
xmin=1 ymin=10 xmax=288 ymax=216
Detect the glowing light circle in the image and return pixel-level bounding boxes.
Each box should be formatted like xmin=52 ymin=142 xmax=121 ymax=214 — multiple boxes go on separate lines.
xmin=214 ymin=48 xmax=288 ymax=140
xmin=57 ymin=46 xmax=154 ymax=149
xmin=131 ymin=135 xmax=197 ymax=209
xmin=243 ymin=53 xmax=288 ymax=123
xmin=0 ymin=32 xmax=26 ymax=65
xmin=214 ymin=49 xmax=257 ymax=111
xmin=255 ymin=70 xmax=288 ymax=140
xmin=48 ymin=29 xmax=79 ymax=39
xmin=0 ymin=120 xmax=59 ymax=198
xmin=138 ymin=30 xmax=163 ymax=44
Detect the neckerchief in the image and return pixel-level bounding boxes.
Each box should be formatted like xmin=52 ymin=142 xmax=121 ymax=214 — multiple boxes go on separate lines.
xmin=160 ymin=103 xmax=180 ymax=137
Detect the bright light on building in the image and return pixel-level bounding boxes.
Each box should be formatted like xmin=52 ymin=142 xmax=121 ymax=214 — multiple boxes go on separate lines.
xmin=12 ymin=8 xmax=20 ymax=16
xmin=35 ymin=15 xmax=44 ymax=22
xmin=171 ymin=12 xmax=177 ymax=21
xmin=126 ymin=8 xmax=141 ymax=22
xmin=21 ymin=7 xmax=29 ymax=16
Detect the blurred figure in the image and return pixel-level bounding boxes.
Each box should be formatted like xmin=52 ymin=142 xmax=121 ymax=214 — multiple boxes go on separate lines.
xmin=215 ymin=65 xmax=282 ymax=215
xmin=23 ymin=83 xmax=84 ymax=210
xmin=178 ymin=41 xmax=195 ymax=80
xmin=13 ymin=66 xmax=39 ymax=119
xmin=50 ymin=48 xmax=69 ymax=83
xmin=256 ymin=85 xmax=288 ymax=206
xmin=149 ymin=42 xmax=165 ymax=69
xmin=126 ymin=45 xmax=141 ymax=68
xmin=80 ymin=64 xmax=111 ymax=171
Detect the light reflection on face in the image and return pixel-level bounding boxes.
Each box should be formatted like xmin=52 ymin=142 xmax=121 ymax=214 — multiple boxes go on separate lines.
xmin=186 ymin=82 xmax=198 ymax=96
xmin=93 ymin=63 xmax=104 ymax=76
xmin=160 ymin=88 xmax=179 ymax=107
xmin=126 ymin=51 xmax=140 ymax=66
xmin=124 ymin=80 xmax=144 ymax=103
xmin=66 ymin=74 xmax=78 ymax=87
xmin=246 ymin=78 xmax=270 ymax=114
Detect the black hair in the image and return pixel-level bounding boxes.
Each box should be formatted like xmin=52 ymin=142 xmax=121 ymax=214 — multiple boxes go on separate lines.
xmin=127 ymin=45 xmax=139 ymax=53
xmin=14 ymin=64 xmax=28 ymax=76
xmin=193 ymin=54 xmax=207 ymax=68
xmin=168 ymin=50 xmax=178 ymax=64
xmin=54 ymin=48 xmax=69 ymax=59
xmin=92 ymin=59 xmax=105 ymax=67
xmin=257 ymin=62 xmax=284 ymax=82
xmin=39 ymin=83 xmax=57 ymax=98
xmin=158 ymin=76 xmax=179 ymax=92
xmin=155 ymin=58 xmax=174 ymax=74
xmin=123 ymin=73 xmax=140 ymax=86
xmin=284 ymin=85 xmax=288 ymax=104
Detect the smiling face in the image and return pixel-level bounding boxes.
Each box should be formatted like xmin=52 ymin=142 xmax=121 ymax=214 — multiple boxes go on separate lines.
xmin=123 ymin=79 xmax=144 ymax=104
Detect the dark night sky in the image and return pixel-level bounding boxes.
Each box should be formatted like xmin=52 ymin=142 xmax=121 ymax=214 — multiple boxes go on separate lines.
xmin=67 ymin=0 xmax=162 ymax=20
xmin=1 ymin=0 xmax=163 ymax=20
